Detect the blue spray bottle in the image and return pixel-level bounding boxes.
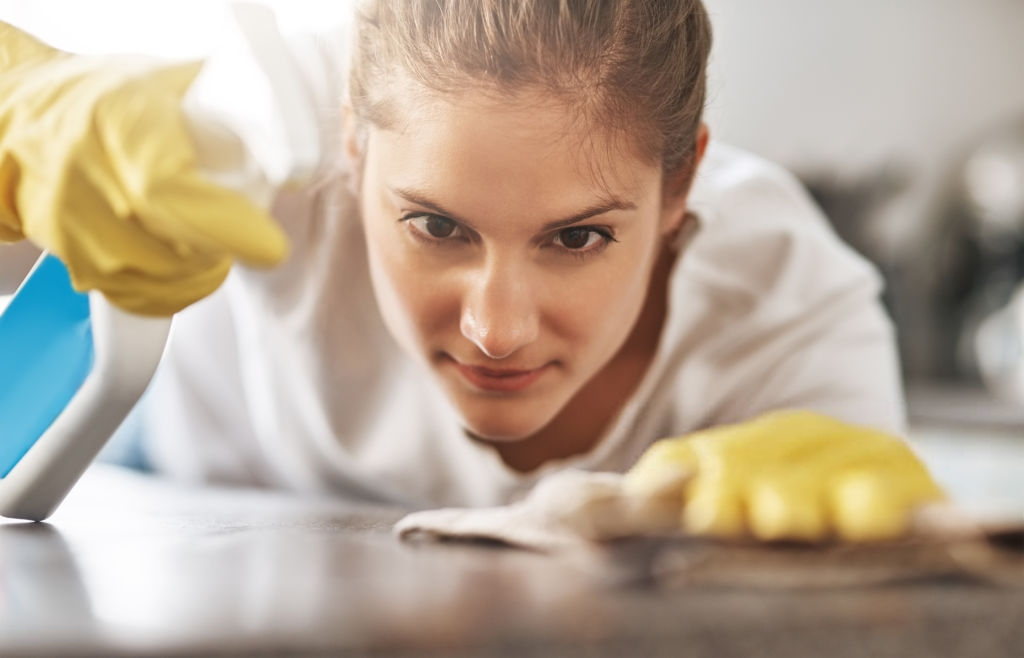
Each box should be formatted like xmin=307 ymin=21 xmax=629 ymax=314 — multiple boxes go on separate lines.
xmin=0 ymin=3 xmax=319 ymax=520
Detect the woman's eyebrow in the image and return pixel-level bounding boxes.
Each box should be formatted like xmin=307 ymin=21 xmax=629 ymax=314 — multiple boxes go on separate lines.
xmin=389 ymin=186 xmax=637 ymax=231
xmin=390 ymin=187 xmax=471 ymax=225
xmin=539 ymin=198 xmax=637 ymax=232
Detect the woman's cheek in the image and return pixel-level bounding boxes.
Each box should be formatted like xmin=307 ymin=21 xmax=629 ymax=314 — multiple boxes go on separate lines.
xmin=359 ymin=225 xmax=421 ymax=350
xmin=379 ymin=244 xmax=459 ymax=346
xmin=583 ymin=252 xmax=647 ymax=323
xmin=588 ymin=250 xmax=655 ymax=353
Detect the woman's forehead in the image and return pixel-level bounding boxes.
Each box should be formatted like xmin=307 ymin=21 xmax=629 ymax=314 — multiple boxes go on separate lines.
xmin=371 ymin=85 xmax=659 ymax=200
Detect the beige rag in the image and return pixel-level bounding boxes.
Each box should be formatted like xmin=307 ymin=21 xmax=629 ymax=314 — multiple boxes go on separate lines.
xmin=395 ymin=470 xmax=686 ymax=552
xmin=394 ymin=470 xmax=1024 ymax=588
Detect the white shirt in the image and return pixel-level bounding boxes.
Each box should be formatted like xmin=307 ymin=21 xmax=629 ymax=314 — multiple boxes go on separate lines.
xmin=141 ymin=36 xmax=905 ymax=509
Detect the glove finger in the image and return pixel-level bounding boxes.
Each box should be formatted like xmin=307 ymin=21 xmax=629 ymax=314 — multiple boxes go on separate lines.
xmin=0 ymin=207 xmax=24 ymax=242
xmin=62 ymin=223 xmax=232 ymax=316
xmin=139 ymin=170 xmax=289 ymax=267
xmin=92 ymin=68 xmax=288 ymax=267
xmin=146 ymin=60 xmax=204 ymax=98
xmin=747 ymin=476 xmax=828 ymax=542
xmin=683 ymin=475 xmax=746 ymax=539
xmin=18 ymin=156 xmax=232 ymax=316
xmin=46 ymin=218 xmax=231 ymax=317
xmin=0 ymin=22 xmax=59 ymax=72
xmin=624 ymin=437 xmax=697 ymax=499
xmin=90 ymin=257 xmax=232 ymax=317
xmin=829 ymin=470 xmax=917 ymax=543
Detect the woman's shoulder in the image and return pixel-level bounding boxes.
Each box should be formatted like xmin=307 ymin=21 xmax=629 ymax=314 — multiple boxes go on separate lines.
xmin=688 ymin=142 xmax=822 ymax=227
xmin=654 ymin=143 xmax=901 ymax=436
xmin=678 ymin=142 xmax=880 ymax=311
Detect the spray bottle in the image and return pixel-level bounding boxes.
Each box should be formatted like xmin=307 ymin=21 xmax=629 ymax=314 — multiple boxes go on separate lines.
xmin=0 ymin=3 xmax=320 ymax=520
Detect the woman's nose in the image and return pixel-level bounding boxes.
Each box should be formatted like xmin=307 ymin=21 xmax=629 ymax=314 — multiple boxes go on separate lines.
xmin=460 ymin=263 xmax=540 ymax=360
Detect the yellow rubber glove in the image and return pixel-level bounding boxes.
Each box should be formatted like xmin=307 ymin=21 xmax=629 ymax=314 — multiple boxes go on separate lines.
xmin=0 ymin=22 xmax=288 ymax=316
xmin=624 ymin=410 xmax=946 ymax=543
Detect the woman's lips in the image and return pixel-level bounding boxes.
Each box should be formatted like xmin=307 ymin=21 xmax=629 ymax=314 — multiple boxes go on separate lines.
xmin=450 ymin=359 xmax=550 ymax=393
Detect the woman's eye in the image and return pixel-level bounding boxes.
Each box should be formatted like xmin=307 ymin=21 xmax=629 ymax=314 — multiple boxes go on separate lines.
xmin=555 ymin=227 xmax=606 ymax=251
xmin=408 ymin=215 xmax=459 ymax=239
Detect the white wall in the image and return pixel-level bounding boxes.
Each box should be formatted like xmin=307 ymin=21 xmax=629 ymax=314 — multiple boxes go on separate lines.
xmin=702 ymin=0 xmax=1024 ymax=249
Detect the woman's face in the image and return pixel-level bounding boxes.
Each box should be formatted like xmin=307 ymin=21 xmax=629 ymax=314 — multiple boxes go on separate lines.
xmin=354 ymin=88 xmax=694 ymax=442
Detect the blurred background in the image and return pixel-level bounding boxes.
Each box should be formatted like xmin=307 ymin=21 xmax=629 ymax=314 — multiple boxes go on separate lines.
xmin=3 ymin=0 xmax=1024 ymax=421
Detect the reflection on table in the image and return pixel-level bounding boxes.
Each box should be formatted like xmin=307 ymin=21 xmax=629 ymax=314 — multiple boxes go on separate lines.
xmin=2 ymin=425 xmax=1024 ymax=658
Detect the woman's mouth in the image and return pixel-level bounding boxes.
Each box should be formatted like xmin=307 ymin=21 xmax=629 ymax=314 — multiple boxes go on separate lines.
xmin=449 ymin=358 xmax=550 ymax=393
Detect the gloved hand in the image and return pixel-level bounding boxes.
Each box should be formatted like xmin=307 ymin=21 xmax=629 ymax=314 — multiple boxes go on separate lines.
xmin=624 ymin=410 xmax=946 ymax=542
xmin=0 ymin=22 xmax=288 ymax=316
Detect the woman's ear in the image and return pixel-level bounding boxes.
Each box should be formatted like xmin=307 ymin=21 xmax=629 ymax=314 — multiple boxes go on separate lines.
xmin=342 ymin=105 xmax=364 ymax=161
xmin=661 ymin=123 xmax=710 ymax=236
xmin=342 ymin=105 xmax=366 ymax=194
xmin=695 ymin=122 xmax=709 ymax=169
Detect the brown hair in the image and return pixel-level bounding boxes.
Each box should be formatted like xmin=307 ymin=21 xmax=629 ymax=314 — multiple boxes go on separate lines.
xmin=348 ymin=0 xmax=712 ymax=175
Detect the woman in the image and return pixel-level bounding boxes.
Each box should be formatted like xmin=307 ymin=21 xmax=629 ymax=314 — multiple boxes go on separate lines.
xmin=0 ymin=0 xmax=941 ymax=541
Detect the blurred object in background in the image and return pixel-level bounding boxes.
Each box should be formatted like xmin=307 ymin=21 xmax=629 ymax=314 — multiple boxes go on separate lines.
xmin=794 ymin=117 xmax=1024 ymax=404
xmin=800 ymin=164 xmax=914 ymax=357
xmin=926 ymin=117 xmax=1024 ymax=394
xmin=801 ymin=165 xmax=911 ymax=262
xmin=801 ymin=117 xmax=1024 ymax=396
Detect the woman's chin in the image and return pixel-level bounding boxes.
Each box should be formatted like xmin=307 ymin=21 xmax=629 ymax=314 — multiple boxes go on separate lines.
xmin=444 ymin=385 xmax=567 ymax=443
xmin=458 ymin=410 xmax=556 ymax=444
xmin=461 ymin=424 xmax=536 ymax=444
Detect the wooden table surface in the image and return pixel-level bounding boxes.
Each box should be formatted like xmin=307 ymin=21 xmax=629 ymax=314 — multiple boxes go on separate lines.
xmin=3 ymin=428 xmax=1024 ymax=658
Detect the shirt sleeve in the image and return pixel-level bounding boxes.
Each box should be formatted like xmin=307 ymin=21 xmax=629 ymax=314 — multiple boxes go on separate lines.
xmin=233 ymin=22 xmax=359 ymax=294
xmin=280 ymin=24 xmax=351 ymax=187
